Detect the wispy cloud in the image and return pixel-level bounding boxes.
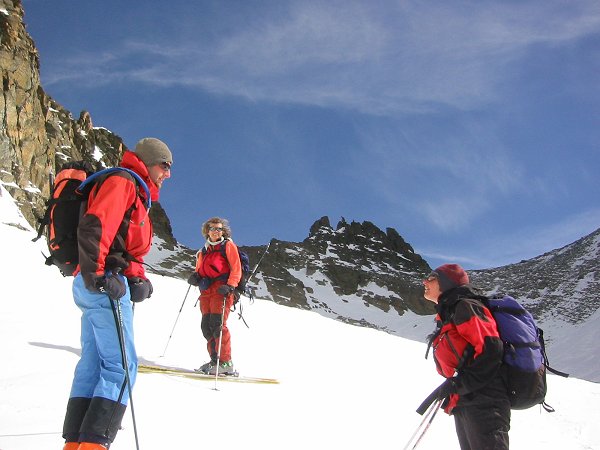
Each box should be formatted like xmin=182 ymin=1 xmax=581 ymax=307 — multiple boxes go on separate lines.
xmin=352 ymin=118 xmax=526 ymax=233
xmin=419 ymin=208 xmax=600 ymax=269
xmin=495 ymin=208 xmax=600 ymax=260
xmin=42 ymin=0 xmax=600 ymax=116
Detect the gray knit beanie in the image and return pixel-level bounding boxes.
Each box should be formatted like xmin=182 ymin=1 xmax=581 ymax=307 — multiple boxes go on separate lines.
xmin=134 ymin=138 xmax=173 ymax=167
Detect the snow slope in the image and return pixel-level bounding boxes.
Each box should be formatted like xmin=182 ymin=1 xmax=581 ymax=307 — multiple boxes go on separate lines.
xmin=0 ymin=184 xmax=598 ymax=450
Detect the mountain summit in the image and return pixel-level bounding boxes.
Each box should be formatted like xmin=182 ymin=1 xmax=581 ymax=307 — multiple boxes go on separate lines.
xmin=246 ymin=216 xmax=434 ymax=316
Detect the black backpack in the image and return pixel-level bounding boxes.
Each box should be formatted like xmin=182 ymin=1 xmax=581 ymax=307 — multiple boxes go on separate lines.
xmin=33 ymin=161 xmax=151 ymax=276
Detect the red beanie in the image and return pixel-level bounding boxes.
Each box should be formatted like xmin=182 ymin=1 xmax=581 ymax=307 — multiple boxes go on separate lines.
xmin=433 ymin=264 xmax=469 ymax=292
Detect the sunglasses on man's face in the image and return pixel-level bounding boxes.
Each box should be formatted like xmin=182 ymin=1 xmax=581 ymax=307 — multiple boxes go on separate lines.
xmin=208 ymin=226 xmax=223 ymax=232
xmin=159 ymin=162 xmax=172 ymax=171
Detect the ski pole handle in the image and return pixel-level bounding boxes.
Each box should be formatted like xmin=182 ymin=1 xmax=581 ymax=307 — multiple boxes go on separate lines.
xmin=416 ymin=378 xmax=456 ymax=415
xmin=416 ymin=387 xmax=441 ymax=415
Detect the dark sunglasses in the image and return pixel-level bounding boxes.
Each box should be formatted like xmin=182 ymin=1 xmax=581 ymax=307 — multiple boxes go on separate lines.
xmin=159 ymin=162 xmax=172 ymax=171
xmin=424 ymin=272 xmax=438 ymax=282
xmin=208 ymin=226 xmax=224 ymax=232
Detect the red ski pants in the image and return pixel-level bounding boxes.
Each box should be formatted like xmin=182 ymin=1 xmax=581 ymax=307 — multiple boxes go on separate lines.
xmin=199 ymin=283 xmax=234 ymax=363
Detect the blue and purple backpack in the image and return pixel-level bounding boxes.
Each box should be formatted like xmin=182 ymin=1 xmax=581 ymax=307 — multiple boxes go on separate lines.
xmin=482 ymin=294 xmax=569 ymax=411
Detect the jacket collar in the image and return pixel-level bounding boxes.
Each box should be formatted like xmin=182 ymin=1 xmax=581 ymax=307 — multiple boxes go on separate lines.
xmin=120 ymin=150 xmax=160 ymax=201
xmin=436 ymin=285 xmax=483 ymax=322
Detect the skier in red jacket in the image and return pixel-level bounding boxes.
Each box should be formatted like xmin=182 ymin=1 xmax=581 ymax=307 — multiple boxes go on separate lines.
xmin=62 ymin=138 xmax=173 ymax=450
xmin=188 ymin=217 xmax=242 ymax=375
xmin=423 ymin=264 xmax=510 ymax=450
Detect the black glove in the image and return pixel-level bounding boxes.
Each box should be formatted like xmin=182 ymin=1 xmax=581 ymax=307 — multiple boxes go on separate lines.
xmin=128 ymin=277 xmax=153 ymax=303
xmin=217 ymin=284 xmax=235 ymax=297
xmin=94 ymin=273 xmax=126 ymax=301
xmin=105 ymin=254 xmax=129 ymax=273
xmin=416 ymin=378 xmax=458 ymax=415
xmin=187 ymin=272 xmax=202 ymax=286
xmin=435 ymin=378 xmax=457 ymax=399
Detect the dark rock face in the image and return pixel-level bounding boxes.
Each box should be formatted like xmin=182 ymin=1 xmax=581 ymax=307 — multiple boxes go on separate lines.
xmin=0 ymin=0 xmax=122 ymax=226
xmin=238 ymin=217 xmax=436 ymax=327
xmin=0 ymin=0 xmax=181 ymax=277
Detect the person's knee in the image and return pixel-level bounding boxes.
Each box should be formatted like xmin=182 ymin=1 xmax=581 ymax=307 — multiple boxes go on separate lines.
xmin=208 ymin=313 xmax=223 ymax=337
xmin=201 ymin=315 xmax=212 ymax=339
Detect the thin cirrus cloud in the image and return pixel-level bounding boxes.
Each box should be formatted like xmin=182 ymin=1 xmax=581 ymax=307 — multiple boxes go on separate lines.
xmin=42 ymin=1 xmax=600 ymax=117
xmin=352 ymin=119 xmax=526 ymax=233
xmin=424 ymin=207 xmax=600 ymax=269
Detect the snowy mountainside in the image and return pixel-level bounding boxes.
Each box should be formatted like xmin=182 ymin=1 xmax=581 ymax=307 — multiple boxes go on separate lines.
xmin=145 ymin=215 xmax=438 ymax=341
xmin=144 ymin=211 xmax=600 ymax=381
xmin=465 ymin=229 xmax=600 ymax=382
xmin=227 ymin=217 xmax=437 ymax=340
xmin=469 ymin=227 xmax=600 ymax=324
xmin=145 ymin=212 xmax=600 ymax=380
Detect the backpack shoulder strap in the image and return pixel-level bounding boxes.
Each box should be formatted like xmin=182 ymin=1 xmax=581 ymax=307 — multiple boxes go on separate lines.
xmin=82 ymin=168 xmax=150 ymax=266
xmin=77 ymin=167 xmax=152 ymax=209
xmin=219 ymin=238 xmax=231 ymax=258
xmin=537 ymin=328 xmax=570 ymax=378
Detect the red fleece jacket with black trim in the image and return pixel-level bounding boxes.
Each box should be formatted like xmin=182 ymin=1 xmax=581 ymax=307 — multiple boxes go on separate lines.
xmin=78 ymin=151 xmax=159 ymax=288
xmin=194 ymin=239 xmax=242 ymax=288
xmin=431 ymin=285 xmax=505 ymax=413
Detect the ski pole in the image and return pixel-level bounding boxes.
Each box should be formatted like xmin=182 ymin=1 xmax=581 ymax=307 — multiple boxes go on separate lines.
xmin=213 ymin=295 xmax=227 ymax=391
xmin=161 ymin=284 xmax=192 ymax=357
xmin=233 ymin=241 xmax=272 ymax=326
xmin=403 ymin=399 xmax=438 ymax=450
xmin=246 ymin=240 xmax=272 ymax=285
xmin=402 ymin=398 xmax=442 ymax=450
xmin=410 ymin=398 xmax=442 ymax=449
xmin=111 ymin=297 xmax=140 ymax=450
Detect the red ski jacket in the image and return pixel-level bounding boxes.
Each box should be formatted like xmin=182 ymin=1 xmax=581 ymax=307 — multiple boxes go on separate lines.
xmin=430 ymin=286 xmax=505 ymax=413
xmin=78 ymin=151 xmax=159 ymax=288
xmin=195 ymin=239 xmax=242 ymax=289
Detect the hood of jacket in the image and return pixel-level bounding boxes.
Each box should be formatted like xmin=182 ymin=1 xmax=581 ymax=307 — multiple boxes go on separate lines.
xmin=120 ymin=150 xmax=160 ymax=201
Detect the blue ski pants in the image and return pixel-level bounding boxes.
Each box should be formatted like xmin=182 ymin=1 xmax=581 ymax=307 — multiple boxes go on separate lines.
xmin=69 ymin=273 xmax=137 ymax=405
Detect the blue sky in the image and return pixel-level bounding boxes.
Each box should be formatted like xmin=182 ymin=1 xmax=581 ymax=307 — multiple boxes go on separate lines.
xmin=21 ymin=0 xmax=600 ymax=269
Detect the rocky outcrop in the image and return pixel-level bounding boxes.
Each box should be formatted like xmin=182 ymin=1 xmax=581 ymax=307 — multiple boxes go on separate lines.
xmin=470 ymin=227 xmax=600 ymax=323
xmin=0 ymin=0 xmax=180 ymax=270
xmin=1 ymin=0 xmax=48 ymax=223
xmin=239 ymin=217 xmax=436 ymax=326
xmin=239 ymin=218 xmax=600 ymax=329
xmin=0 ymin=0 xmax=121 ymax=224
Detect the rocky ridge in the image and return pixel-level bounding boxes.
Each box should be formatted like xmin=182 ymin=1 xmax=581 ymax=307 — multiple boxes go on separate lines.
xmin=240 ymin=216 xmax=435 ymax=322
xmin=0 ymin=0 xmax=174 ymax=254
xmin=470 ymin=228 xmax=600 ymax=324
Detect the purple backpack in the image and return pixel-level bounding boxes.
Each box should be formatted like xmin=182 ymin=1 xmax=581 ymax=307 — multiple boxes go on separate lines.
xmin=483 ymin=294 xmax=568 ymax=411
